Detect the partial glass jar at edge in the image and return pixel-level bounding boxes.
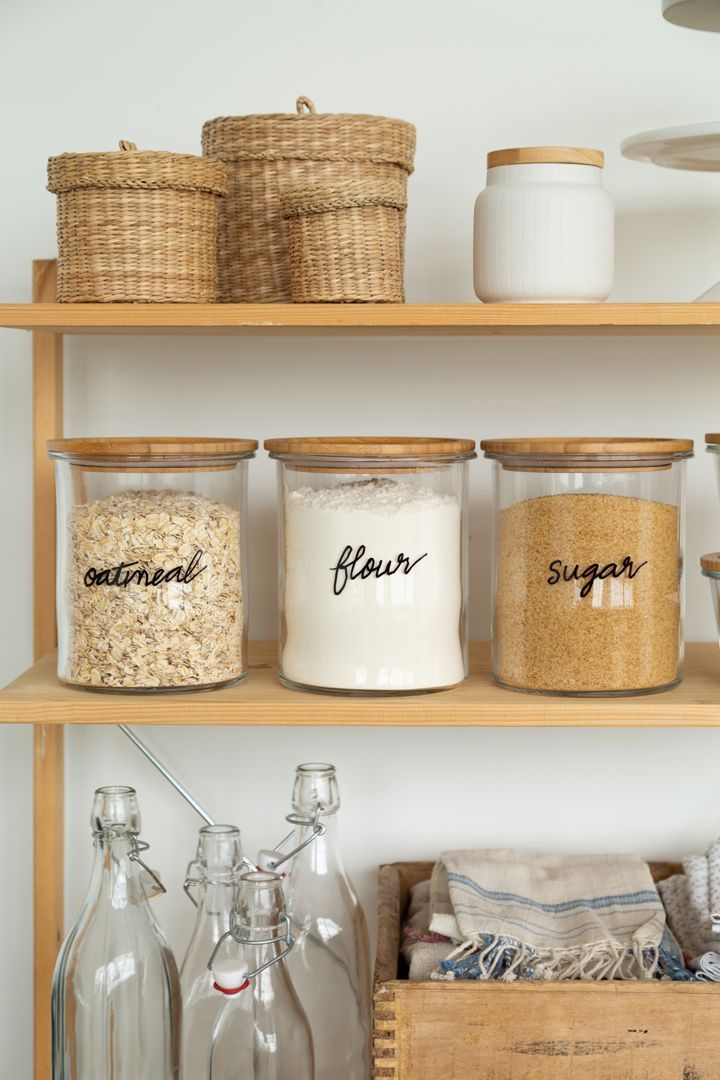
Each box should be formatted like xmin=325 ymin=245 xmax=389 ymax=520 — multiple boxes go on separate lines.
xmin=265 ymin=436 xmax=476 ymax=694
xmin=481 ymin=438 xmax=693 ymax=697
xmin=48 ymin=437 xmax=257 ymax=692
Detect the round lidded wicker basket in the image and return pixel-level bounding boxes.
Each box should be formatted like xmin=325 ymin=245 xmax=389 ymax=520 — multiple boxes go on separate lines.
xmin=281 ymin=179 xmax=407 ymax=302
xmin=47 ymin=141 xmax=228 ymax=303
xmin=202 ymin=96 xmax=416 ymax=303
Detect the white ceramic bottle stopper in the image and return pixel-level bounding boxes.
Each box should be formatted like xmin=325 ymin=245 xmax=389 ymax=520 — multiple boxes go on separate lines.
xmin=257 ymin=849 xmax=285 ymax=874
xmin=212 ymin=957 xmax=250 ymax=995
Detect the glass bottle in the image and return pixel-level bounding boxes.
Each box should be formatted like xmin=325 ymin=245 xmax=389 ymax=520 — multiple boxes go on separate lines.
xmin=283 ymin=763 xmax=371 ymax=1080
xmin=51 ymin=786 xmax=181 ymax=1080
xmin=209 ymin=871 xmax=314 ymax=1080
xmin=181 ymin=825 xmax=244 ymax=1080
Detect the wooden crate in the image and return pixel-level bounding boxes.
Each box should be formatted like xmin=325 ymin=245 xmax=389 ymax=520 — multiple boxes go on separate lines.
xmin=373 ymin=861 xmax=720 ymax=1079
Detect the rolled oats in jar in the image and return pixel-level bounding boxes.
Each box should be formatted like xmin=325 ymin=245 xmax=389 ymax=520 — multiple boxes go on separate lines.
xmin=48 ymin=437 xmax=256 ymax=691
xmin=481 ymin=437 xmax=693 ymax=697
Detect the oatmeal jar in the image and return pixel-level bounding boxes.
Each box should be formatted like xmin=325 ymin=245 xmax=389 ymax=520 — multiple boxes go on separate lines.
xmin=481 ymin=438 xmax=693 ymax=696
xmin=48 ymin=437 xmax=257 ymax=691
xmin=264 ymin=436 xmax=476 ymax=694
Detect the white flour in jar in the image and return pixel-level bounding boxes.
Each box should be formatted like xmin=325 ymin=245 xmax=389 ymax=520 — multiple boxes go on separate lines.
xmin=281 ymin=477 xmax=465 ymax=691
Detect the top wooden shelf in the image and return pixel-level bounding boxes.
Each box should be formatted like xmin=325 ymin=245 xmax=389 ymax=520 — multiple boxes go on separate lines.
xmin=3 ymin=302 xmax=720 ymax=336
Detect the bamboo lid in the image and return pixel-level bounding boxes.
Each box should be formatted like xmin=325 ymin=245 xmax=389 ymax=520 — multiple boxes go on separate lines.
xmin=705 ymin=433 xmax=720 ymax=445
xmin=481 ymin=437 xmax=693 ymax=459
xmin=47 ymin=141 xmax=228 ymax=196
xmin=264 ymin=436 xmax=476 ymax=459
xmin=47 ymin=437 xmax=257 ymax=462
xmin=700 ymin=553 xmax=720 ymax=574
xmin=487 ymin=147 xmax=604 ymax=169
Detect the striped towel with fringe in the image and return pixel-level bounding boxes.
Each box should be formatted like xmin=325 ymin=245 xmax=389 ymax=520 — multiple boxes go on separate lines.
xmin=429 ymin=850 xmax=674 ymax=982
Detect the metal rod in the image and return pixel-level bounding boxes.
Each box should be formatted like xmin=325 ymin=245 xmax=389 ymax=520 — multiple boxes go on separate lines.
xmin=118 ymin=724 xmax=216 ymax=826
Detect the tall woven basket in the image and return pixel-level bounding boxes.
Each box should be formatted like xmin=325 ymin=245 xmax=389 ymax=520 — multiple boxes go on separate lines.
xmin=47 ymin=141 xmax=227 ymax=303
xmin=202 ymin=97 xmax=416 ymax=303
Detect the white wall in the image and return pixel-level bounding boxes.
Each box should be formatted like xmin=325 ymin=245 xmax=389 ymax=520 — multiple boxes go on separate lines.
xmin=3 ymin=0 xmax=720 ymax=1074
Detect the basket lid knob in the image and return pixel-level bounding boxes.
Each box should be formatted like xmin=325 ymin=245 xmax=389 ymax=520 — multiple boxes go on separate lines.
xmin=296 ymin=96 xmax=316 ymax=115
xmin=118 ymin=140 xmax=138 ymax=152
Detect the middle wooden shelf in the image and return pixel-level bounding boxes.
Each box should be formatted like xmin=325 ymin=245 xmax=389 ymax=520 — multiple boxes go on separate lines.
xmin=2 ymin=641 xmax=720 ymax=727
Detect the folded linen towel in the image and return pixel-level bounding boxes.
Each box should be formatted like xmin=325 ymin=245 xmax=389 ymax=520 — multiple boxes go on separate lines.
xmin=429 ymin=850 xmax=669 ymax=982
xmin=658 ymin=840 xmax=720 ymax=962
xmin=690 ymin=952 xmax=720 ymax=982
xmin=401 ymin=879 xmax=454 ymax=981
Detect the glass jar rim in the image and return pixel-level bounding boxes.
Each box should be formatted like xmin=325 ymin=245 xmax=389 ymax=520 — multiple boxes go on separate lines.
xmin=47 ymin=436 xmax=257 ymax=466
xmin=265 ymin=436 xmax=476 ymax=464
xmin=481 ymin=437 xmax=693 ymax=468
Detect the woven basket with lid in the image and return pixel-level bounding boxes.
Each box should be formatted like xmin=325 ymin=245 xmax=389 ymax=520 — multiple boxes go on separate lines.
xmin=281 ymin=178 xmax=407 ymax=302
xmin=202 ymin=96 xmax=416 ymax=303
xmin=47 ymin=141 xmax=227 ymax=303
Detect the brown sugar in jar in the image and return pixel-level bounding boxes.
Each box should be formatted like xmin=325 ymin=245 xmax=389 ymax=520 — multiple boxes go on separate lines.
xmin=481 ymin=438 xmax=693 ymax=697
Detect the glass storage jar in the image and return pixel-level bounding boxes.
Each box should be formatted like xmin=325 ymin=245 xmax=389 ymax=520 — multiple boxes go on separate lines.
xmin=700 ymin=553 xmax=720 ymax=644
xmin=264 ymin=436 xmax=476 ymax=694
xmin=48 ymin=437 xmax=257 ymax=691
xmin=481 ymin=437 xmax=693 ymax=696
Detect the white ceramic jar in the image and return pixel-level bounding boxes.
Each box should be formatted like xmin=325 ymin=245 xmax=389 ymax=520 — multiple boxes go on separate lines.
xmin=474 ymin=147 xmax=614 ymax=303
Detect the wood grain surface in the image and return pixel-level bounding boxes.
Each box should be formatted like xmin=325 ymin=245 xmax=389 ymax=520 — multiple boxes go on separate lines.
xmin=3 ymin=642 xmax=720 ymax=726
xmin=373 ymin=861 xmax=719 ymax=1079
xmin=5 ymin=300 xmax=720 ymax=335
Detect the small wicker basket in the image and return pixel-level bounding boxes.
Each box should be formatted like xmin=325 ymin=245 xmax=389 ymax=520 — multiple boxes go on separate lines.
xmin=47 ymin=141 xmax=228 ymax=303
xmin=281 ymin=180 xmax=407 ymax=302
xmin=202 ymin=97 xmax=415 ymax=303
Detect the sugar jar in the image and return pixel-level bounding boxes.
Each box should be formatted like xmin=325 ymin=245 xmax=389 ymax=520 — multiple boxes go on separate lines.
xmin=264 ymin=436 xmax=476 ymax=694
xmin=48 ymin=437 xmax=257 ymax=691
xmin=481 ymin=437 xmax=692 ymax=696
xmin=474 ymin=147 xmax=614 ymax=302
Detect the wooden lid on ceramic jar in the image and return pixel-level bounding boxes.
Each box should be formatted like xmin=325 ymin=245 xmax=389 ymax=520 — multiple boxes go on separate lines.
xmin=487 ymin=147 xmax=604 ymax=169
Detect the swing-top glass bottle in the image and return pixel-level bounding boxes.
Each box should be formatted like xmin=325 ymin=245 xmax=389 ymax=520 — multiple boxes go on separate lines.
xmin=51 ymin=786 xmax=181 ymax=1080
xmin=209 ymin=870 xmax=314 ymax=1080
xmin=283 ymin=763 xmax=371 ymax=1080
xmin=181 ymin=824 xmax=245 ymax=1080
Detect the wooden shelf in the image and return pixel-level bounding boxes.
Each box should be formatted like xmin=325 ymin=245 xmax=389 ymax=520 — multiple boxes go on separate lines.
xmin=2 ymin=301 xmax=720 ymax=336
xmin=2 ymin=641 xmax=720 ymax=727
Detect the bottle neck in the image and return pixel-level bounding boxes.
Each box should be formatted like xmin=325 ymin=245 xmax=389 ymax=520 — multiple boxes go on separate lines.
xmin=187 ymin=823 xmax=243 ymax=917
xmin=195 ymin=880 xmax=237 ymax=917
xmin=236 ymin=873 xmax=289 ymax=962
xmin=295 ymin=811 xmax=344 ymax=876
xmin=88 ymin=831 xmax=147 ymax=908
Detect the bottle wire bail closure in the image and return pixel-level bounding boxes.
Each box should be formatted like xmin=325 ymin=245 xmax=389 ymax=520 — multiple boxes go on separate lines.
xmin=128 ymin=836 xmax=166 ymax=898
xmin=208 ymin=912 xmax=295 ymax=995
xmin=257 ymin=807 xmax=326 ymax=874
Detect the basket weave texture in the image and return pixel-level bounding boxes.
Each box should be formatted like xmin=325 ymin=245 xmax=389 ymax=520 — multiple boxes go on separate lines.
xmin=282 ymin=180 xmax=407 ymax=302
xmin=47 ymin=142 xmax=228 ymax=303
xmin=202 ymin=97 xmax=415 ymax=302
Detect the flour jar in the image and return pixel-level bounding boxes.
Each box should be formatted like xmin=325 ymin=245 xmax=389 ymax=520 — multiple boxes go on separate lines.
xmin=264 ymin=436 xmax=476 ymax=694
xmin=48 ymin=437 xmax=257 ymax=691
xmin=481 ymin=438 xmax=693 ymax=696
xmin=474 ymin=147 xmax=614 ymax=302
